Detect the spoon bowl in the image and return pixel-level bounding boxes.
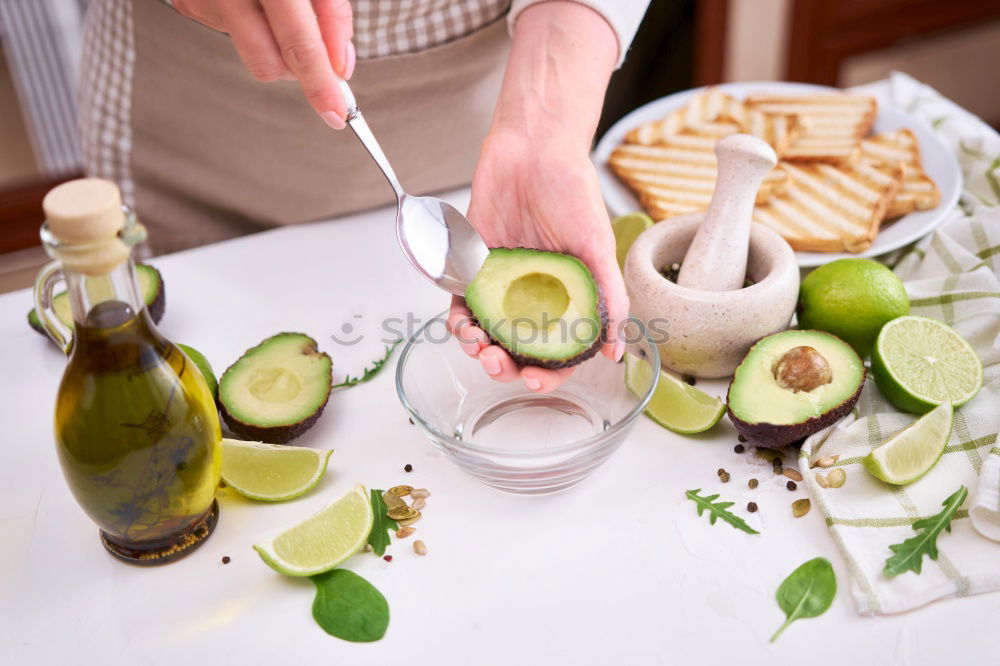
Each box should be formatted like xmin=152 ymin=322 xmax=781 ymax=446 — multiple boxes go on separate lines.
xmin=337 ymin=79 xmax=488 ymax=295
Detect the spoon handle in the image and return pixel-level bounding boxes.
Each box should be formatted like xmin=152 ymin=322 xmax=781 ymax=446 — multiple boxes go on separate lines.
xmin=336 ymin=78 xmax=406 ymax=201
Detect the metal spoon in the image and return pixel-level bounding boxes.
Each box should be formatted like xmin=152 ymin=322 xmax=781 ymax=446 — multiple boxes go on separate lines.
xmin=337 ymin=79 xmax=488 ymax=295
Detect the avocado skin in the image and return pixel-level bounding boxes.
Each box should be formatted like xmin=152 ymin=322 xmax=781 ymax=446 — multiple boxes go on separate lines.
xmin=218 ymin=332 xmax=332 ymax=445
xmin=473 ymin=286 xmax=608 ymax=370
xmin=726 ymin=375 xmax=864 ymax=447
xmin=725 ymin=330 xmax=865 ymax=447
xmin=27 ymin=262 xmax=165 ymax=336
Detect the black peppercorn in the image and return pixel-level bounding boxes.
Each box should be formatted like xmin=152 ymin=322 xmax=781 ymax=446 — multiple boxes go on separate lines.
xmin=404 ymin=464 xmax=413 ymax=473
xmin=221 ymin=556 xmax=231 ymax=564
xmin=747 ymin=502 xmax=758 ymax=513
xmin=786 ymin=480 xmax=797 ymax=491
xmin=734 ymin=444 xmax=745 ymax=454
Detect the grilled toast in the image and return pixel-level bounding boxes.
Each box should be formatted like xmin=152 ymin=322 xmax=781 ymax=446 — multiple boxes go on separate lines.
xmin=753 ymin=160 xmax=904 ymax=253
xmin=744 ymin=93 xmax=877 ymax=163
xmin=860 ymin=129 xmax=941 ymax=217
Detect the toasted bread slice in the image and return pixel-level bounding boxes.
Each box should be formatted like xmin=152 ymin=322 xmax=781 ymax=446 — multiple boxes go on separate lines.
xmin=609 ymin=138 xmax=788 ymax=221
xmin=744 ymin=93 xmax=877 ymax=163
xmin=860 ymin=129 xmax=940 ymax=217
xmin=625 ymin=88 xmax=800 ymax=155
xmin=753 ymin=160 xmax=904 ymax=252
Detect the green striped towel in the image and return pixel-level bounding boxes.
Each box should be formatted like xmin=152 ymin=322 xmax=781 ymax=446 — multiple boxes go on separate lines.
xmin=800 ymin=72 xmax=1000 ymax=616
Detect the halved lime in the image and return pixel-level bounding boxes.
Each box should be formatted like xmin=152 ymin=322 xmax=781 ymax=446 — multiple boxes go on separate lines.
xmin=612 ymin=212 xmax=654 ymax=272
xmin=871 ymin=316 xmax=982 ymax=414
xmin=625 ymin=353 xmax=725 ymax=434
xmin=863 ymin=404 xmax=952 ymax=485
xmin=221 ymin=438 xmax=332 ymax=501
xmin=177 ymin=343 xmax=218 ymax=401
xmin=254 ymin=484 xmax=372 ymax=577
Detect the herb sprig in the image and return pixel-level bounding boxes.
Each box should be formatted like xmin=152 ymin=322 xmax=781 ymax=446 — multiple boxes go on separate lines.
xmin=333 ymin=340 xmax=401 ymax=389
xmin=367 ymin=489 xmax=397 ymax=557
xmin=685 ymin=488 xmax=760 ymax=534
xmin=884 ymin=485 xmax=967 ymax=577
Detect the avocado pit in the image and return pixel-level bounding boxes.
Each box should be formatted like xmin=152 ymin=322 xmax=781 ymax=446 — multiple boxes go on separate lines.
xmin=773 ymin=346 xmax=832 ymax=393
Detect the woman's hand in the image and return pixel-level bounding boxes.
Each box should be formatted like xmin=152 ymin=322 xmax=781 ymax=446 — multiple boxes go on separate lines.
xmin=172 ymin=0 xmax=354 ymax=127
xmin=448 ymin=2 xmax=624 ymax=393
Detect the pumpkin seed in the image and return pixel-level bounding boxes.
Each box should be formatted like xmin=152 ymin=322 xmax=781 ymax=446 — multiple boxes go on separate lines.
xmin=396 ymin=527 xmax=415 ymax=538
xmin=815 ymin=473 xmax=830 ymax=488
xmin=396 ymin=513 xmax=422 ymax=527
xmin=413 ymin=540 xmax=428 ymax=556
xmin=387 ymin=505 xmax=419 ymax=521
xmin=382 ymin=491 xmax=406 ymax=510
xmin=792 ymin=499 xmax=811 ymax=517
xmin=827 ymin=468 xmax=846 ymax=488
xmin=388 ymin=485 xmax=413 ymax=497
xmin=410 ymin=488 xmax=431 ymax=500
xmin=783 ymin=468 xmax=803 ymax=482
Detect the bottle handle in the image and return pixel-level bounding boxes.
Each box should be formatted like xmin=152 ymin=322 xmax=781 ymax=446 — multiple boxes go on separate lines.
xmin=34 ymin=261 xmax=73 ymax=354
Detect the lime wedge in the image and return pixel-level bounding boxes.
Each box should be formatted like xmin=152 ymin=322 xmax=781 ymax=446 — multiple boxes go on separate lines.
xmin=177 ymin=343 xmax=218 ymax=401
xmin=612 ymin=212 xmax=654 ymax=272
xmin=863 ymin=404 xmax=953 ymax=485
xmin=221 ymin=438 xmax=332 ymax=501
xmin=625 ymin=353 xmax=725 ymax=434
xmin=872 ymin=316 xmax=982 ymax=414
xmin=254 ymin=484 xmax=372 ymax=576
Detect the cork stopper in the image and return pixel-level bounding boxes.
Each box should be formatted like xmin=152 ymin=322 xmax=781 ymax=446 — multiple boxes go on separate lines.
xmin=41 ymin=178 xmax=136 ymax=275
xmin=43 ymin=178 xmax=125 ymax=244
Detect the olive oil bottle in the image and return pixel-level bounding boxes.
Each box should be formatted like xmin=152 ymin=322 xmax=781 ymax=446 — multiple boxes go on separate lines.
xmin=35 ymin=179 xmax=221 ymax=564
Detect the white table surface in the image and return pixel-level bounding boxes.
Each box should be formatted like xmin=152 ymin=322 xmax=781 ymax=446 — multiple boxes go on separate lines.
xmin=2 ymin=189 xmax=996 ymax=665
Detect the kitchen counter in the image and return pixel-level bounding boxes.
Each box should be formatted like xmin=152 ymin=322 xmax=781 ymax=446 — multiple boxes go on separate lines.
xmin=1 ymin=188 xmax=996 ymax=665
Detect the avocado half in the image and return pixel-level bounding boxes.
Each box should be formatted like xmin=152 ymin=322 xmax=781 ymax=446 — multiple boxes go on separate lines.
xmin=727 ymin=330 xmax=865 ymax=447
xmin=28 ymin=262 xmax=166 ymax=337
xmin=218 ymin=333 xmax=332 ymax=444
xmin=464 ymin=248 xmax=607 ymax=369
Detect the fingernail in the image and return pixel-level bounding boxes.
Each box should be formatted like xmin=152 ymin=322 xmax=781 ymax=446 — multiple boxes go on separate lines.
xmin=344 ymin=42 xmax=356 ymax=80
xmin=614 ymin=339 xmax=625 ymax=362
xmin=524 ymin=377 xmax=542 ymax=391
xmin=321 ymin=111 xmax=345 ymax=130
xmin=482 ymin=356 xmax=501 ymax=376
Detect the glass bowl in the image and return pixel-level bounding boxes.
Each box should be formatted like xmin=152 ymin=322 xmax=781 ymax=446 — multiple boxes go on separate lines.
xmin=395 ymin=311 xmax=659 ymax=495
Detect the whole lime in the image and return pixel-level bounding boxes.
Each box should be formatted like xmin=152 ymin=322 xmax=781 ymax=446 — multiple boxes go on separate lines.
xmin=797 ymin=258 xmax=909 ymax=358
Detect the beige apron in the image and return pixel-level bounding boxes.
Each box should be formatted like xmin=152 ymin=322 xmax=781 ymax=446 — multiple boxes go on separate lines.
xmin=129 ymin=0 xmax=510 ymax=254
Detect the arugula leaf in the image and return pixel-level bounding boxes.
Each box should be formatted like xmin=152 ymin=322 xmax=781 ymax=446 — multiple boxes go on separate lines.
xmin=311 ymin=569 xmax=389 ymax=642
xmin=333 ymin=340 xmax=402 ymax=389
xmin=685 ymin=488 xmax=760 ymax=535
xmin=367 ymin=489 xmax=397 ymax=557
xmin=771 ymin=557 xmax=836 ymax=642
xmin=884 ymin=485 xmax=967 ymax=578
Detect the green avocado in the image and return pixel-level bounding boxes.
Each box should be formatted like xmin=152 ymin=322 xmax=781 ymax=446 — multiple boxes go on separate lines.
xmin=464 ymin=248 xmax=607 ymax=369
xmin=28 ymin=262 xmax=165 ymax=338
xmin=727 ymin=330 xmax=865 ymax=447
xmin=176 ymin=343 xmax=218 ymax=402
xmin=218 ymin=333 xmax=332 ymax=444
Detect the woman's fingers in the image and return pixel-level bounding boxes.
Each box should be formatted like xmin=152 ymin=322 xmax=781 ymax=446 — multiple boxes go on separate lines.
xmin=521 ymin=365 xmax=575 ymax=392
xmin=259 ymin=0 xmax=347 ymax=126
xmin=478 ymin=346 xmax=521 ymax=382
xmin=314 ymin=0 xmax=355 ymax=79
xmin=584 ymin=237 xmax=630 ymax=362
xmin=220 ymin=2 xmax=292 ymax=82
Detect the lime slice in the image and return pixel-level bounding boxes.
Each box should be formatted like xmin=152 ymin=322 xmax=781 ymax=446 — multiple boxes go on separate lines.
xmin=625 ymin=353 xmax=725 ymax=434
xmin=863 ymin=404 xmax=952 ymax=485
xmin=221 ymin=438 xmax=332 ymax=501
xmin=612 ymin=212 xmax=654 ymax=272
xmin=254 ymin=484 xmax=372 ymax=577
xmin=872 ymin=316 xmax=982 ymax=414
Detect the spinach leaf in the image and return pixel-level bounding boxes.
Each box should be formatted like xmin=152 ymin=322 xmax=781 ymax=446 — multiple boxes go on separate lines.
xmin=771 ymin=557 xmax=836 ymax=642
xmin=311 ymin=569 xmax=389 ymax=642
xmin=367 ymin=489 xmax=397 ymax=557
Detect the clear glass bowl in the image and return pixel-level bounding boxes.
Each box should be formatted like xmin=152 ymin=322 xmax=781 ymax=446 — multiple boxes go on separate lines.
xmin=395 ymin=311 xmax=660 ymax=495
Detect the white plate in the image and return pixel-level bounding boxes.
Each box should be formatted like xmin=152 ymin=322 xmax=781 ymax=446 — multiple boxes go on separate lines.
xmin=594 ymin=81 xmax=963 ymax=267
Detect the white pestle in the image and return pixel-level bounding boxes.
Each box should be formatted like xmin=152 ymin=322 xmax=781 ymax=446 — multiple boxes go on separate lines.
xmin=676 ymin=134 xmax=778 ymax=291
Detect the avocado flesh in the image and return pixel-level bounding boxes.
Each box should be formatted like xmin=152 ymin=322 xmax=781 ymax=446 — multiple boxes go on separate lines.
xmin=219 ymin=333 xmax=332 ymax=444
xmin=727 ymin=330 xmax=865 ymax=447
xmin=465 ymin=248 xmax=607 ymax=369
xmin=28 ymin=263 xmax=165 ymax=336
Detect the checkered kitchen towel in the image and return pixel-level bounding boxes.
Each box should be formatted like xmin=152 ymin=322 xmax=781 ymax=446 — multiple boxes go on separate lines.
xmin=800 ymin=72 xmax=1000 ymax=616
